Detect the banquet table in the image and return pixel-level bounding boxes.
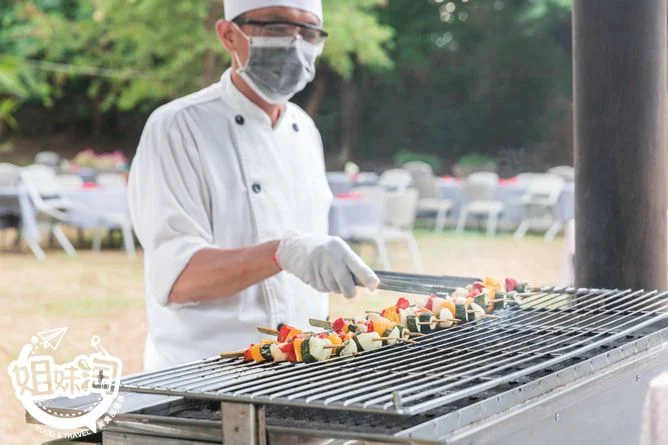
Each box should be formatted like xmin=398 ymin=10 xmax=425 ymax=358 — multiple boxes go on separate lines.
xmin=67 ymin=187 xmax=130 ymax=228
xmin=438 ymin=179 xmax=575 ymax=229
xmin=328 ymin=195 xmax=383 ymax=239
xmin=72 ymin=187 xmax=384 ymax=242
xmin=0 ymin=185 xmax=132 ymax=258
xmin=327 ymin=172 xmax=380 ymax=196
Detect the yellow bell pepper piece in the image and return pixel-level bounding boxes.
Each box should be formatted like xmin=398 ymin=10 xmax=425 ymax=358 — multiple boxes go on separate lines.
xmin=381 ymin=306 xmax=400 ymax=324
xmin=484 ymin=277 xmax=501 ymax=299
xmin=250 ymin=344 xmax=265 ymax=362
xmin=440 ymin=299 xmax=456 ymax=316
xmin=293 ymin=337 xmax=305 ymax=363
xmin=328 ymin=333 xmax=343 ymax=346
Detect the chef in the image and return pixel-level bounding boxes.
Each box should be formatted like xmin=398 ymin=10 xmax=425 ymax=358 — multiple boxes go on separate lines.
xmin=128 ymin=0 xmax=380 ymax=370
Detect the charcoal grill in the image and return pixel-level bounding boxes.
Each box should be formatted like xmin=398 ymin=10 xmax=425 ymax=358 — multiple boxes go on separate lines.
xmin=32 ymin=287 xmax=668 ymax=445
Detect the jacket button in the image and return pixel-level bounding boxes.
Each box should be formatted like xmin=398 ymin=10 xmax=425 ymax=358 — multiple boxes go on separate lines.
xmin=292 ymin=123 xmax=300 ymax=132
xmin=235 ymin=115 xmax=245 ymax=125
xmin=251 ymin=183 xmax=262 ymax=194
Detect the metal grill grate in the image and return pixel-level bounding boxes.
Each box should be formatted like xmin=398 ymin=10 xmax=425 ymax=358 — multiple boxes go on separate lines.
xmin=121 ymin=288 xmax=667 ymax=416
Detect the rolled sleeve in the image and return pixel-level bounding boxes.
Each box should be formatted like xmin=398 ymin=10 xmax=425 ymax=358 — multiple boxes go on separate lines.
xmin=128 ymin=107 xmax=214 ymax=307
xmin=147 ymin=236 xmax=210 ymax=306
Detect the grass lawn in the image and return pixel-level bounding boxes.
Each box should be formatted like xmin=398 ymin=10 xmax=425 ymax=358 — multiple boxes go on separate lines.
xmin=0 ymin=230 xmax=566 ymax=444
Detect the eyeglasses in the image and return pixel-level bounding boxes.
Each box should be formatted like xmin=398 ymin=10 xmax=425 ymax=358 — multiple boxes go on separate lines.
xmin=233 ymin=18 xmax=329 ymax=45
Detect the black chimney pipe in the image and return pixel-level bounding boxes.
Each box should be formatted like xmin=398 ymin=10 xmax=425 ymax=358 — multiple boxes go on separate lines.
xmin=573 ymin=0 xmax=667 ymax=289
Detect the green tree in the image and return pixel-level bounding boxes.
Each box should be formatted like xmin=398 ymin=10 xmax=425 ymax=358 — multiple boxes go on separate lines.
xmin=0 ymin=1 xmax=53 ymax=142
xmin=350 ymin=0 xmax=572 ymax=170
xmin=4 ymin=0 xmax=393 ymax=141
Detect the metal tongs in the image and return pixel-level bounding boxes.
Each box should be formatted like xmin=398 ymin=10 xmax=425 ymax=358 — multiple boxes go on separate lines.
xmin=355 ymin=270 xmax=481 ymax=296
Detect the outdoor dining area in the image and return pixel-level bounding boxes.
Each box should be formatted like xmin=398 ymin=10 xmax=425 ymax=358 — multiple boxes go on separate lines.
xmin=329 ymin=162 xmax=574 ymax=271
xmin=0 ymin=150 xmax=134 ymax=260
xmin=0 ymin=151 xmax=575 ymax=273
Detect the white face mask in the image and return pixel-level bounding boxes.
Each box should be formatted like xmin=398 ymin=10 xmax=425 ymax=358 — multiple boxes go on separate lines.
xmin=233 ymin=27 xmax=323 ymax=104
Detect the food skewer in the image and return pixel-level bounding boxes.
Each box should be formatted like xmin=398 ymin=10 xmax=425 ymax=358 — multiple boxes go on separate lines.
xmin=372 ymin=337 xmax=418 ymax=344
xmin=323 ymin=343 xmax=348 ymax=349
xmin=220 ymin=351 xmax=245 ymax=359
xmin=257 ymin=326 xmax=280 ymax=336
xmin=223 ymin=275 xmax=528 ymax=365
xmin=419 ymin=319 xmax=461 ymax=324
xmin=309 ymin=318 xmax=333 ymax=329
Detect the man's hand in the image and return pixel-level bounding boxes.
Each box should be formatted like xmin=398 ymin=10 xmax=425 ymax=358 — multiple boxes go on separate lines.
xmin=276 ymin=233 xmax=380 ymax=298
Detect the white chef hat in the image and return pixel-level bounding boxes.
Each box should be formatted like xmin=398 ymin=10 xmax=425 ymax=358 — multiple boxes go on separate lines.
xmin=224 ymin=0 xmax=323 ymax=24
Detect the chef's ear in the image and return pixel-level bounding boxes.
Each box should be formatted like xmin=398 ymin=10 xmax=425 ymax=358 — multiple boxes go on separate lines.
xmin=216 ymin=19 xmax=242 ymax=54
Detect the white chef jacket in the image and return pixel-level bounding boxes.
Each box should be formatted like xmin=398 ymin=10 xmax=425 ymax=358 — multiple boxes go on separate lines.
xmin=128 ymin=69 xmax=332 ymax=371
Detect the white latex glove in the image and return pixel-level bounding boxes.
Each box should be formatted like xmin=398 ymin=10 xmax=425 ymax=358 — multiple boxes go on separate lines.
xmin=276 ymin=233 xmax=380 ymax=298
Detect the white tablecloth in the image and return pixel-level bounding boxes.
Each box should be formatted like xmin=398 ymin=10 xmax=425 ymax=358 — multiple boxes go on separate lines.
xmin=328 ymin=197 xmax=383 ymax=239
xmin=67 ymin=188 xmax=130 ymax=228
xmin=438 ymin=180 xmax=575 ymax=226
xmin=327 ymin=172 xmax=380 ymax=196
xmin=641 ymin=372 xmax=668 ymax=445
xmin=68 ymin=189 xmax=381 ymax=240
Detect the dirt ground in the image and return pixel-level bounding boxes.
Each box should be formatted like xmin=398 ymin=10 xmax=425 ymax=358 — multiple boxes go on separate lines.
xmin=0 ymin=231 xmax=566 ymax=444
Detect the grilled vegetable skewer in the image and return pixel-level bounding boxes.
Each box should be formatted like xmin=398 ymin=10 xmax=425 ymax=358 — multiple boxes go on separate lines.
xmin=225 ymin=276 xmax=527 ymax=364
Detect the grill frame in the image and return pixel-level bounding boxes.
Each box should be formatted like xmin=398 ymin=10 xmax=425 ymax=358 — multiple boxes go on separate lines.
xmin=34 ymin=330 xmax=667 ymax=444
xmin=120 ymin=287 xmax=668 ymax=417
xmin=30 ymin=286 xmax=668 ymax=444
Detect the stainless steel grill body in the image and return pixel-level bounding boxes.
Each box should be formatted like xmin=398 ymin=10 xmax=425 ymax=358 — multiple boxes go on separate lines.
xmin=31 ymin=287 xmax=668 ymax=444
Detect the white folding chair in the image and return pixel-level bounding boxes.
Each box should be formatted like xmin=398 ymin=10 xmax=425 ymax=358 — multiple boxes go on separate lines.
xmin=21 ymin=165 xmax=135 ymax=259
xmin=456 ymin=172 xmax=504 ymax=237
xmin=378 ymin=168 xmax=413 ymax=191
xmin=97 ymin=172 xmax=127 ymax=189
xmin=383 ymin=188 xmax=425 ymax=272
xmin=548 ymin=165 xmax=575 ymax=182
xmin=34 ymin=151 xmax=61 ymax=171
xmin=20 ymin=165 xmax=77 ymax=256
xmin=402 ymin=161 xmax=433 ymax=177
xmin=561 ymin=219 xmax=575 ymax=286
xmin=513 ymin=173 xmax=565 ymax=240
xmin=347 ymin=188 xmax=424 ymax=272
xmin=344 ymin=186 xmax=391 ymax=269
xmin=412 ymin=174 xmax=454 ymax=232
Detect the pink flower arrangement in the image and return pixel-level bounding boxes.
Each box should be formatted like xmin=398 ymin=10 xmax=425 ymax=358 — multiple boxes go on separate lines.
xmin=72 ymin=148 xmax=128 ymax=171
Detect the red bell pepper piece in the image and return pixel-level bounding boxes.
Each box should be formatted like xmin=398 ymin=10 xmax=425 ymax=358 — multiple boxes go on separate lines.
xmin=424 ymin=295 xmax=435 ymax=311
xmin=505 ymin=278 xmax=518 ymax=292
xmin=277 ymin=324 xmax=294 ymax=342
xmin=243 ymin=346 xmax=254 ymax=362
xmin=396 ymin=297 xmax=411 ymax=310
xmin=365 ymin=320 xmax=374 ymax=333
xmin=472 ymin=281 xmax=485 ymax=292
xmin=466 ymin=288 xmax=481 ymax=299
xmin=279 ymin=342 xmax=297 ymax=362
xmin=332 ymin=317 xmax=347 ymax=333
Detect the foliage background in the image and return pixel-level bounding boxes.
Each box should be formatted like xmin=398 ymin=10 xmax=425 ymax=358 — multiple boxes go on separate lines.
xmin=0 ymin=0 xmax=573 ymax=173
